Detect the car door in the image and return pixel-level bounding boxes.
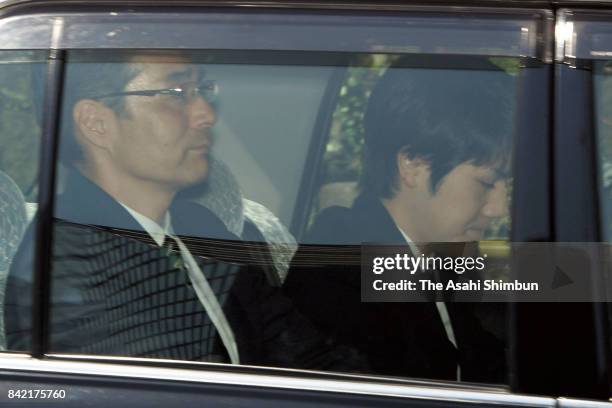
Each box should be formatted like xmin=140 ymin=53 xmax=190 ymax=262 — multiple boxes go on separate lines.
xmin=551 ymin=5 xmax=612 ymax=405
xmin=0 ymin=1 xmax=606 ymax=407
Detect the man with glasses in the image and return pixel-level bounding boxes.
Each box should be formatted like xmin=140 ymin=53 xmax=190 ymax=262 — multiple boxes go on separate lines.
xmin=5 ymin=53 xmax=362 ymax=369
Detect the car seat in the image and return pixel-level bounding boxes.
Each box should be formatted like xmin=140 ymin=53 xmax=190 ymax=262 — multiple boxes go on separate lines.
xmin=187 ymin=157 xmax=297 ymax=284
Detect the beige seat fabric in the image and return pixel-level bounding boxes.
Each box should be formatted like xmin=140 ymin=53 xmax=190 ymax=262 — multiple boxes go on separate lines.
xmin=189 ymin=157 xmax=297 ymax=283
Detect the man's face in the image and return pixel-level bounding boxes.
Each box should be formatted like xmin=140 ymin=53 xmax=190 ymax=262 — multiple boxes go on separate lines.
xmin=408 ymin=161 xmax=508 ymax=242
xmin=107 ymin=56 xmax=216 ymax=191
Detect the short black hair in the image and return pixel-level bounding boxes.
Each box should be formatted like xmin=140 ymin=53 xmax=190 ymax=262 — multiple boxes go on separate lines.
xmin=58 ymin=55 xmax=143 ymax=165
xmin=360 ymin=57 xmax=514 ymax=198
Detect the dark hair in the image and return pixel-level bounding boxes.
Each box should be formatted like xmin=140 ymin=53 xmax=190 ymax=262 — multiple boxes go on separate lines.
xmin=58 ymin=55 xmax=143 ymax=165
xmin=360 ymin=57 xmax=514 ymax=198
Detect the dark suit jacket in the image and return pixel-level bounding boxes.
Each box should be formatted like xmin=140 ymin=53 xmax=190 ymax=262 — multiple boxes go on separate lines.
xmin=5 ymin=170 xmax=363 ymax=370
xmin=284 ymin=193 xmax=506 ymax=382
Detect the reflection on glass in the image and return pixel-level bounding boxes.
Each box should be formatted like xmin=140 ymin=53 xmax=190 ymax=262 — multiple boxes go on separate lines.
xmin=594 ymin=61 xmax=612 ymax=240
xmin=4 ymin=50 xmax=526 ymax=385
xmin=0 ymin=52 xmax=46 ymax=351
xmin=288 ymin=55 xmax=518 ymax=383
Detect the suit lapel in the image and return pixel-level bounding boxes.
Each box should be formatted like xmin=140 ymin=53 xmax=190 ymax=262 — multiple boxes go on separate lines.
xmin=351 ymin=194 xmax=407 ymax=244
xmin=55 ymin=169 xmax=144 ymax=233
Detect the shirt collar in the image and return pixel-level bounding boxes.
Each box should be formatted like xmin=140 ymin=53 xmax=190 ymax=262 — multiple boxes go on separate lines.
xmin=118 ymin=202 xmax=173 ymax=246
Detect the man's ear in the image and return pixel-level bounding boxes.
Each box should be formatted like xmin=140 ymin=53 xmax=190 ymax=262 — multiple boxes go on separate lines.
xmin=72 ymin=99 xmax=116 ymax=150
xmin=397 ymin=151 xmax=429 ymax=189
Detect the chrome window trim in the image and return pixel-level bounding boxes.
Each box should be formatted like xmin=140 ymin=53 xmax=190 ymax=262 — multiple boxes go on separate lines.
xmin=46 ymin=354 xmax=490 ymax=389
xmin=555 ymin=9 xmax=572 ymax=63
xmin=0 ymin=0 xmax=552 ymax=13
xmin=555 ymin=8 xmax=612 ymax=64
xmin=0 ymin=2 xmax=553 ymax=62
xmin=0 ymin=354 xmax=554 ymax=407
xmin=557 ymin=398 xmax=612 ymax=407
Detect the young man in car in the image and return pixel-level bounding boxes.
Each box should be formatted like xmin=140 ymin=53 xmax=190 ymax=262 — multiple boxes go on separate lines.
xmin=5 ymin=52 xmax=362 ymax=370
xmin=284 ymin=58 xmax=511 ymax=382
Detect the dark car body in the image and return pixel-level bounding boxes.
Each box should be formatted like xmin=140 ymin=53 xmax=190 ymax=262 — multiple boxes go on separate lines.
xmin=0 ymin=0 xmax=610 ymax=407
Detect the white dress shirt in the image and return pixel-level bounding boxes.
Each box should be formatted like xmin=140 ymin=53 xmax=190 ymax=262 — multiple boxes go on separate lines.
xmin=118 ymin=202 xmax=240 ymax=364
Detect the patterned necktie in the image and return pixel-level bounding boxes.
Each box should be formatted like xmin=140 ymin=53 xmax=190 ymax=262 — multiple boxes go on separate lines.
xmin=162 ymin=234 xmax=185 ymax=271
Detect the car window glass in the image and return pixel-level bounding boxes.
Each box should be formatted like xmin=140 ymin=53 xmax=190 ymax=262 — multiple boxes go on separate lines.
xmin=595 ymin=61 xmax=612 ymax=241
xmin=593 ymin=63 xmax=612 ymax=379
xmin=290 ymin=55 xmax=517 ymax=384
xmin=0 ymin=48 xmax=539 ymax=387
xmin=311 ymin=55 xmax=514 ymax=241
xmin=40 ymin=51 xmax=341 ymax=364
xmin=0 ymin=51 xmax=46 ymax=351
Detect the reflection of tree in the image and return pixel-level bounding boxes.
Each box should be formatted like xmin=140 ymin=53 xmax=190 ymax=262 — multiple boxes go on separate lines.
xmin=0 ymin=63 xmax=40 ymax=201
xmin=324 ymin=55 xmax=395 ymax=183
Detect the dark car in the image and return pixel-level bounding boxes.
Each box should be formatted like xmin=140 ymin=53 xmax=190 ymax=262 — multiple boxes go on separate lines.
xmin=0 ymin=0 xmax=610 ymax=407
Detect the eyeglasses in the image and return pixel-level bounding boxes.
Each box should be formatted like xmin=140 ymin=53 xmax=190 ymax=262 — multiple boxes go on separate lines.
xmin=92 ymin=79 xmax=218 ymax=104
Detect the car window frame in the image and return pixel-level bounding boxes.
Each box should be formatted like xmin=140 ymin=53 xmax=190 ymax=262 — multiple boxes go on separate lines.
xmin=4 ymin=1 xmax=611 ymax=406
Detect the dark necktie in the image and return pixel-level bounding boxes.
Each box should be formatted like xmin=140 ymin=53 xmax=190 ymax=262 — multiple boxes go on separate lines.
xmin=162 ymin=234 xmax=185 ymax=270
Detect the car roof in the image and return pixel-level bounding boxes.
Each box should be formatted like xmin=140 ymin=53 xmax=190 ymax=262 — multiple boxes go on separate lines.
xmin=0 ymin=0 xmax=577 ymax=11
xmin=0 ymin=0 xmax=611 ymax=20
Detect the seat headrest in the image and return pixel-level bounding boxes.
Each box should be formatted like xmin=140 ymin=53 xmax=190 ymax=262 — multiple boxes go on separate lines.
xmin=183 ymin=156 xmax=245 ymax=238
xmin=185 ymin=157 xmax=297 ymax=283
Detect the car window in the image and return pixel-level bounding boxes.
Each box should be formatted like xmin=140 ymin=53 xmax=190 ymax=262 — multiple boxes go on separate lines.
xmin=593 ymin=63 xmax=612 ymax=392
xmin=310 ymin=55 xmax=513 ymax=241
xmin=561 ymin=11 xmax=612 ymax=396
xmin=0 ymin=50 xmax=343 ymax=365
xmin=0 ymin=51 xmax=45 ymax=351
xmin=1 ymin=49 xmax=522 ymax=382
xmin=0 ymin=7 xmax=550 ymax=388
xmin=595 ymin=61 xmax=612 ymax=241
xmin=288 ymin=54 xmax=518 ymax=383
